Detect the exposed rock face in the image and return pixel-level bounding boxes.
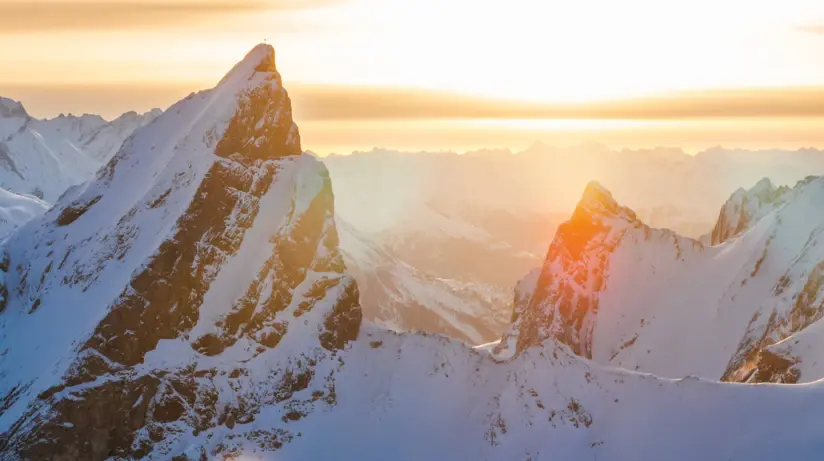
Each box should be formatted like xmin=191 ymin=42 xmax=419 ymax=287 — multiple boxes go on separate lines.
xmin=741 ymin=349 xmax=800 ymax=384
xmin=507 ymin=183 xmax=631 ymax=357
xmin=0 ymin=44 xmax=361 ymax=460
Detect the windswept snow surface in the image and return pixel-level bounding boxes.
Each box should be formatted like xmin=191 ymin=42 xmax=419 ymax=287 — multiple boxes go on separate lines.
xmin=0 ymin=188 xmax=48 ymax=238
xmin=270 ymin=329 xmax=824 ymax=461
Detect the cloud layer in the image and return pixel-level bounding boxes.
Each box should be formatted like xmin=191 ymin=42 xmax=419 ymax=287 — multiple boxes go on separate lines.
xmin=5 ymin=82 xmax=824 ymax=121
xmin=0 ymin=0 xmax=335 ymax=33
xmin=291 ymin=85 xmax=824 ymax=121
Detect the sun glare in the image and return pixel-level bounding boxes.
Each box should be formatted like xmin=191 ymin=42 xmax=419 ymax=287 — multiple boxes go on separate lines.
xmin=326 ymin=0 xmax=824 ymax=102
xmin=5 ymin=0 xmax=824 ymax=104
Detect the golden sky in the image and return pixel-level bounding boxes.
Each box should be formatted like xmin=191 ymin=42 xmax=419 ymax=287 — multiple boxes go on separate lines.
xmin=3 ymin=0 xmax=824 ymax=153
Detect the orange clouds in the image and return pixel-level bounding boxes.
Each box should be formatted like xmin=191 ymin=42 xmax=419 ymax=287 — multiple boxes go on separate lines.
xmin=0 ymin=0 xmax=337 ymax=33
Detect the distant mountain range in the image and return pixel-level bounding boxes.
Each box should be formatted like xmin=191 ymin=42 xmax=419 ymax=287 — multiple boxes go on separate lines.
xmin=2 ymin=44 xmax=824 ymax=460
xmin=0 ymin=96 xmax=159 ymax=202
xmin=328 ymin=142 xmax=824 ymax=236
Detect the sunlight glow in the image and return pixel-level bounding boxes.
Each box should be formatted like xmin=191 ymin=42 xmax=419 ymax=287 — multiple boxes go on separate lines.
xmin=457 ymin=119 xmax=667 ymax=131
xmin=308 ymin=0 xmax=824 ymax=101
xmin=4 ymin=0 xmax=824 ymax=103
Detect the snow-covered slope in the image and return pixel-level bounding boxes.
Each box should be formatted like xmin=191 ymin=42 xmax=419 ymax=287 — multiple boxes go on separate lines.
xmin=0 ymin=96 xmax=160 ymax=201
xmin=338 ymin=218 xmax=511 ymax=344
xmin=499 ymin=176 xmax=824 ymax=382
xmin=259 ymin=330 xmax=824 ymax=461
xmin=0 ymin=44 xmax=361 ymax=459
xmin=709 ymin=177 xmax=797 ymax=245
xmin=0 ymin=188 xmax=48 ymax=239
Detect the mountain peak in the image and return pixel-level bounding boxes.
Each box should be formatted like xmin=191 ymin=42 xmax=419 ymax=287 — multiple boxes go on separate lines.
xmin=217 ymin=43 xmax=277 ymax=89
xmin=710 ymin=177 xmax=794 ymax=245
xmin=500 ymin=180 xmax=641 ymax=358
xmin=576 ymin=181 xmax=622 ymax=217
xmin=0 ymin=97 xmax=28 ymax=119
xmin=248 ymin=43 xmax=276 ymax=72
xmin=750 ymin=177 xmax=776 ymax=195
xmin=111 ymin=108 xmax=162 ymax=125
xmin=582 ymin=180 xmax=611 ymax=198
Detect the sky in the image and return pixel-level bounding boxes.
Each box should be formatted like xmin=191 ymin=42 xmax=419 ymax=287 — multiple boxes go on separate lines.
xmin=4 ymin=0 xmax=824 ymax=154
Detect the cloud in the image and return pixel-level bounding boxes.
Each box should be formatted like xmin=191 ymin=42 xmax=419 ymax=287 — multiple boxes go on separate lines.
xmin=0 ymin=0 xmax=337 ymax=33
xmin=797 ymin=25 xmax=824 ymax=35
xmin=289 ymin=85 xmax=824 ymax=121
xmin=7 ymin=82 xmax=824 ymax=122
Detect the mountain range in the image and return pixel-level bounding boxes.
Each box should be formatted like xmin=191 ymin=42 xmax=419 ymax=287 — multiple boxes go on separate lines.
xmin=0 ymin=96 xmax=159 ymax=202
xmin=1 ymin=44 xmax=824 ymax=460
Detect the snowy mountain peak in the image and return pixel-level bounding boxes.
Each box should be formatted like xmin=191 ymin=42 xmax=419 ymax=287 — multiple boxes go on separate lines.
xmin=217 ymin=43 xmax=277 ymax=88
xmin=111 ymin=108 xmax=162 ymax=125
xmin=573 ymin=181 xmax=637 ymax=226
xmin=495 ymin=182 xmax=650 ymax=359
xmin=579 ymin=180 xmax=615 ymax=208
xmin=210 ymin=43 xmax=301 ymax=161
xmin=710 ymin=176 xmax=793 ymax=245
xmin=751 ymin=177 xmax=775 ymax=194
xmin=0 ymin=98 xmax=27 ymax=120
